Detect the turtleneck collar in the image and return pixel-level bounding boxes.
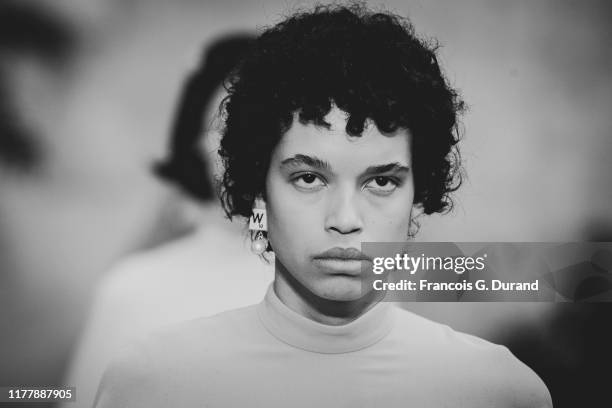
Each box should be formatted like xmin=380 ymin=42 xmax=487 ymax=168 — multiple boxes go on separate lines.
xmin=256 ymin=284 xmax=395 ymax=354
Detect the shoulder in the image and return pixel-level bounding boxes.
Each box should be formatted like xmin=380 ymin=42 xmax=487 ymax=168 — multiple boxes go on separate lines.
xmin=147 ymin=305 xmax=261 ymax=351
xmin=89 ymin=224 xmax=271 ymax=330
xmin=392 ymin=307 xmax=553 ymax=407
xmin=94 ymin=231 xmax=212 ymax=305
xmin=93 ymin=338 xmax=162 ymax=408
xmin=475 ymin=344 xmax=553 ymax=408
xmin=122 ymin=304 xmax=263 ymax=369
xmin=101 ymin=208 xmax=254 ymax=286
xmin=94 ymin=305 xmax=260 ymax=408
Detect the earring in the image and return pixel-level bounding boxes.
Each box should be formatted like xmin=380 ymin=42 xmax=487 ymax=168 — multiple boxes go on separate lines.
xmin=251 ymin=230 xmax=268 ymax=255
xmin=249 ymin=207 xmax=268 ymax=255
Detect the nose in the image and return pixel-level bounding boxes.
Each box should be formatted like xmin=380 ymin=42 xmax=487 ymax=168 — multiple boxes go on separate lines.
xmin=324 ymin=186 xmax=363 ymax=235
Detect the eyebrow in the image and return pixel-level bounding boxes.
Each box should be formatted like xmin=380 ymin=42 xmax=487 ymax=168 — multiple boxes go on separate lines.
xmin=362 ymin=163 xmax=411 ymax=176
xmin=280 ymin=154 xmax=410 ymax=175
xmin=280 ymin=154 xmax=331 ymax=170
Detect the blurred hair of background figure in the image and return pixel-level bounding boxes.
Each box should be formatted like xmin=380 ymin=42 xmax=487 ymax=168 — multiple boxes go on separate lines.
xmin=60 ymin=33 xmax=274 ymax=408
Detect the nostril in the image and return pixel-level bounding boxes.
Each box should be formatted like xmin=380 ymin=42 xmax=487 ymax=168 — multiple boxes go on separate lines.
xmin=329 ymin=226 xmax=361 ymax=235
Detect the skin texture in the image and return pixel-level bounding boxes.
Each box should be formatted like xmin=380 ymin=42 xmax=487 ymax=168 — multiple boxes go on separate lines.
xmin=265 ymin=105 xmax=414 ymax=325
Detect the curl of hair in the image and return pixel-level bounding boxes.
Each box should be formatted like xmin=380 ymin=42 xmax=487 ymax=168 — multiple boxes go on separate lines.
xmin=219 ymin=3 xmax=464 ymax=219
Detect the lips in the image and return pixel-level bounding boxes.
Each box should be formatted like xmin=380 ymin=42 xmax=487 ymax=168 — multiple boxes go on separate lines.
xmin=312 ymin=247 xmax=372 ymax=275
xmin=313 ymin=247 xmax=372 ymax=261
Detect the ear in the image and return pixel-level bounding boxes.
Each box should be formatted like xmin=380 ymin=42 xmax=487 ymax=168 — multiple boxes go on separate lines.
xmin=253 ymin=196 xmax=267 ymax=210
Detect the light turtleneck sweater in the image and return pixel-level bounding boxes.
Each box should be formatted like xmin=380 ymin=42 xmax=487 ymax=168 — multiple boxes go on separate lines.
xmin=94 ymin=285 xmax=552 ymax=407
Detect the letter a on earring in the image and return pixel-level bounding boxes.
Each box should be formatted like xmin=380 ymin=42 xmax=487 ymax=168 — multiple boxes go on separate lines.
xmin=251 ymin=231 xmax=268 ymax=255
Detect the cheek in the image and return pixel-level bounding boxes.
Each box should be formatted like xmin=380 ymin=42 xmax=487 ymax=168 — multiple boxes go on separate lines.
xmin=367 ymin=190 xmax=414 ymax=238
xmin=266 ymin=175 xmax=320 ymax=247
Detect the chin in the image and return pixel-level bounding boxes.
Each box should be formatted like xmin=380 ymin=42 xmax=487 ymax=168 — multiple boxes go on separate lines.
xmin=313 ymin=278 xmax=365 ymax=302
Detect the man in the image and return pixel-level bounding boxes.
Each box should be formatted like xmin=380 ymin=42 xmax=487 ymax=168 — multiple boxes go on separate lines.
xmin=95 ymin=4 xmax=552 ymax=407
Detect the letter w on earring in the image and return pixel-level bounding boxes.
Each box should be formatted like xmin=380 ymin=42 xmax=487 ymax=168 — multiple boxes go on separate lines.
xmin=249 ymin=208 xmax=267 ymax=231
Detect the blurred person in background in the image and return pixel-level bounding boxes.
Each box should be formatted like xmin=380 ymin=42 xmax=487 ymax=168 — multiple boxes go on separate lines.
xmin=0 ymin=0 xmax=214 ymax=393
xmin=60 ymin=33 xmax=274 ymax=408
xmin=0 ymin=0 xmax=257 ymax=400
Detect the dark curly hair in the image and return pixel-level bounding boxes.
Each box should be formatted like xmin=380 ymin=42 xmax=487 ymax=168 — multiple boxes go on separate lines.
xmin=219 ymin=3 xmax=464 ymax=221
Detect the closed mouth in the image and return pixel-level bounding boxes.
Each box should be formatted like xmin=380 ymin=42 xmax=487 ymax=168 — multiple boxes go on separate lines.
xmin=313 ymin=247 xmax=372 ymax=261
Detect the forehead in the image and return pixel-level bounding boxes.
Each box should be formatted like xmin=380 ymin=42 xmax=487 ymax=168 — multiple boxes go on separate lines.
xmin=272 ymin=106 xmax=412 ymax=169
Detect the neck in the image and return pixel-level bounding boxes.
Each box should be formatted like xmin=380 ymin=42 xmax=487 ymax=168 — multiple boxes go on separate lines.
xmin=272 ymin=258 xmax=383 ymax=326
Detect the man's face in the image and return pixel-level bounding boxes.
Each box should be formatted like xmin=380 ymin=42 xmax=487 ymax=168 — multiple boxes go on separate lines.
xmin=265 ymin=105 xmax=414 ymax=301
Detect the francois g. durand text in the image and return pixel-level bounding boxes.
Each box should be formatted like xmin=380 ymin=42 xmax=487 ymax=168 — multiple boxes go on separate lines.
xmin=373 ymin=279 xmax=540 ymax=292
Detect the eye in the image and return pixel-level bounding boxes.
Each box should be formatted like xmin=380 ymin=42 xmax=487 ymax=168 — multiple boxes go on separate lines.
xmin=291 ymin=172 xmax=326 ymax=191
xmin=364 ymin=176 xmax=398 ymax=195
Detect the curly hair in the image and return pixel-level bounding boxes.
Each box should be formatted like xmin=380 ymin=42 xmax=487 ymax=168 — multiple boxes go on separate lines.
xmin=219 ymin=3 xmax=464 ymax=220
